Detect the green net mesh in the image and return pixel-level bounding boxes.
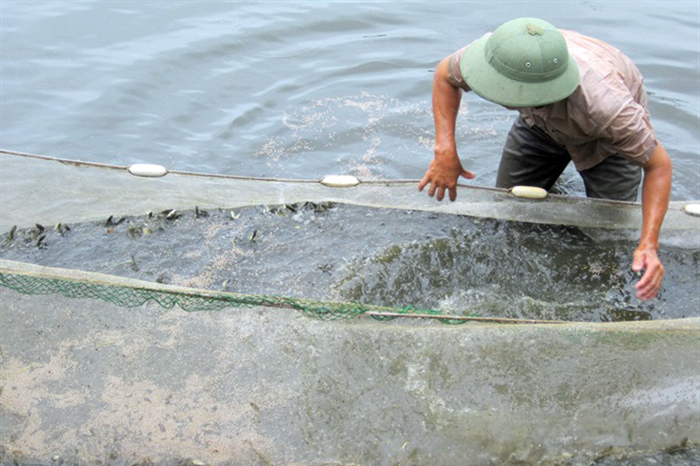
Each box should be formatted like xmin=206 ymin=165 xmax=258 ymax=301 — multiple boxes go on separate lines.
xmin=1 ymin=269 xmax=517 ymax=325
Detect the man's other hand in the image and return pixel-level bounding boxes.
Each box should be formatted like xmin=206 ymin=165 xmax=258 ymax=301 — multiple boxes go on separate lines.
xmin=418 ymin=155 xmax=475 ymax=202
xmin=632 ymin=246 xmax=664 ymax=301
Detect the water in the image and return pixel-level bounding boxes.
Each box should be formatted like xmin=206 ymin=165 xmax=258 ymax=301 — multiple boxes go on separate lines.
xmin=1 ymin=1 xmax=699 ymax=200
xmin=1 ymin=3 xmax=699 ymax=464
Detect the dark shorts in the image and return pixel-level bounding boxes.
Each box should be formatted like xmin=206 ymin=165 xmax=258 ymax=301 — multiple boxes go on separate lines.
xmin=496 ymin=116 xmax=642 ymax=201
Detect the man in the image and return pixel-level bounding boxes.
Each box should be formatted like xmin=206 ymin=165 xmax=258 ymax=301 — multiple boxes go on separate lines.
xmin=418 ymin=18 xmax=672 ymax=301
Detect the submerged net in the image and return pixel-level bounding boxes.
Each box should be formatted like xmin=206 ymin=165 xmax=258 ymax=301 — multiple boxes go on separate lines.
xmin=0 ymin=259 xmax=558 ymax=324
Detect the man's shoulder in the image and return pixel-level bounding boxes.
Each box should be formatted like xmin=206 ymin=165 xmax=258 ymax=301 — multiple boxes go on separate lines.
xmin=559 ymin=29 xmax=627 ymax=63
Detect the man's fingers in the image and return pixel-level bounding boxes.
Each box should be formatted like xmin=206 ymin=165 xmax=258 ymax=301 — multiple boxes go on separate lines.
xmin=419 ymin=159 xmax=473 ymax=202
xmin=635 ymin=270 xmax=661 ymax=300
xmin=436 ymin=186 xmax=446 ymax=201
xmin=631 ymin=251 xmax=645 ymax=272
xmin=449 ymin=186 xmax=457 ymax=202
xmin=461 ymin=169 xmax=476 ymax=180
xmin=632 ymin=250 xmax=664 ymax=301
xmin=428 ymin=181 xmax=436 ymax=197
xmin=634 ymin=265 xmax=662 ymax=300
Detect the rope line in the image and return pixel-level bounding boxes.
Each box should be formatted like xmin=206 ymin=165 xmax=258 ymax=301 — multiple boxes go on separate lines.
xmin=1 ymin=148 xmax=422 ymax=184
xmin=0 ymin=147 xmax=650 ymax=206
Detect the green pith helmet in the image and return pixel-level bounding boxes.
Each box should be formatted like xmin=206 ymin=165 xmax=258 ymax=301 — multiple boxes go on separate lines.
xmin=460 ymin=18 xmax=580 ymax=107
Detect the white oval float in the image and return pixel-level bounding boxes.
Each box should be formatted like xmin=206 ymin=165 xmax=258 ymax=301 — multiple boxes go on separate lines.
xmin=682 ymin=203 xmax=700 ymax=217
xmin=510 ymin=185 xmax=548 ymax=200
xmin=127 ymin=164 xmax=168 ymax=178
xmin=320 ymin=175 xmax=360 ymax=187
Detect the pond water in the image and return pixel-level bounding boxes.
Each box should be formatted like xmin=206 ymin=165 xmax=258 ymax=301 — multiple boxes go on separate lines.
xmin=1 ymin=1 xmax=699 ymax=200
xmin=1 ymin=3 xmax=699 ymax=465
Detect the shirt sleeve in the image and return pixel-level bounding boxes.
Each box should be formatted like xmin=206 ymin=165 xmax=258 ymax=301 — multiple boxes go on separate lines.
xmin=446 ymin=46 xmax=470 ymax=91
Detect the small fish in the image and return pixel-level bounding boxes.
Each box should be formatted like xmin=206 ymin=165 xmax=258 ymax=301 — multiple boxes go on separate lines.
xmin=54 ymin=223 xmax=66 ymax=236
xmin=114 ymin=217 xmax=125 ymax=226
xmin=318 ymin=263 xmax=333 ymax=273
xmin=249 ymin=229 xmax=258 ymax=242
xmin=194 ymin=206 xmax=208 ymax=218
xmin=104 ymin=215 xmax=114 ymax=226
xmin=312 ymin=201 xmax=333 ymax=213
xmin=6 ymin=225 xmax=17 ymax=241
xmin=35 ymin=223 xmax=45 ymax=233
xmin=272 ymin=206 xmax=289 ymax=217
xmin=35 ymin=234 xmax=46 ymax=247
xmin=130 ymin=254 xmax=139 ymax=272
xmin=285 ymin=204 xmax=298 ymax=213
xmin=166 ymin=209 xmax=178 ymax=220
xmin=127 ymin=226 xmax=142 ymax=238
xmin=230 ymin=211 xmax=240 ymax=220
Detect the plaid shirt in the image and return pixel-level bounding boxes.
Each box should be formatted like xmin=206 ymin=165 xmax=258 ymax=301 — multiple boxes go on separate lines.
xmin=447 ymin=29 xmax=658 ymax=170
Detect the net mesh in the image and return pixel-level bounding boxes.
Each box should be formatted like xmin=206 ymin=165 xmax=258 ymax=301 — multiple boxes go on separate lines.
xmin=0 ymin=267 xmax=510 ymax=325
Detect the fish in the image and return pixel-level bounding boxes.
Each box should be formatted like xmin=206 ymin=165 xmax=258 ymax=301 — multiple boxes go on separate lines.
xmin=6 ymin=225 xmax=17 ymax=242
xmin=195 ymin=206 xmax=208 ymax=218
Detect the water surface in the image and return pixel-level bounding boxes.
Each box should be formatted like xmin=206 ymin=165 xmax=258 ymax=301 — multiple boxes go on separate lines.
xmin=1 ymin=1 xmax=698 ymax=198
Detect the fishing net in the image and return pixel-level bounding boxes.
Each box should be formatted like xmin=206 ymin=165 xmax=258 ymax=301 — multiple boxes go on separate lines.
xmin=2 ymin=150 xmax=699 ymax=466
xmin=0 ymin=258 xmax=555 ymax=324
xmin=1 ymin=149 xmax=699 ymax=324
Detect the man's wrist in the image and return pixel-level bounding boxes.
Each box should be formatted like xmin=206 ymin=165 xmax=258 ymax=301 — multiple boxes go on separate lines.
xmin=434 ymin=143 xmax=457 ymax=159
xmin=637 ymin=238 xmax=659 ymax=252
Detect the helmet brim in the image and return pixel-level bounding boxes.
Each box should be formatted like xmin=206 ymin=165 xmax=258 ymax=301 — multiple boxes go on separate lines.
xmin=460 ymin=34 xmax=580 ymax=107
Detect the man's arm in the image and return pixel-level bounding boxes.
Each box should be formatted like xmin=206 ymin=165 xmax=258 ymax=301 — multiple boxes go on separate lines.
xmin=418 ymin=56 xmax=475 ymax=202
xmin=633 ymin=142 xmax=673 ymax=301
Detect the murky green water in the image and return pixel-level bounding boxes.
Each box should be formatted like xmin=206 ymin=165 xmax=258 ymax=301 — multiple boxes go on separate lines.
xmin=1 ymin=203 xmax=697 ymax=322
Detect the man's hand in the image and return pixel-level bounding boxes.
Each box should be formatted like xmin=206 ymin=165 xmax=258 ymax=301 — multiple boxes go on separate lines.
xmin=632 ymin=245 xmax=664 ymax=301
xmin=418 ymin=153 xmax=475 ymax=202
